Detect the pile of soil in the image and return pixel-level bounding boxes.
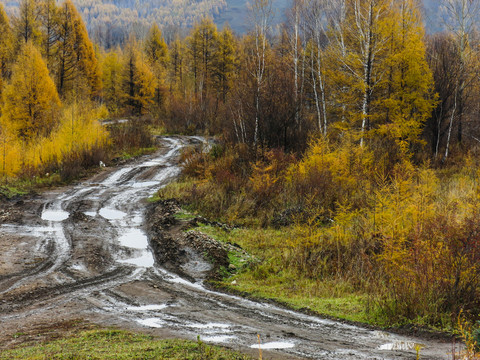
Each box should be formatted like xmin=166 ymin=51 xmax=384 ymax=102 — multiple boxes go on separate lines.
xmin=146 ymin=199 xmax=230 ymax=282
xmin=0 ymin=197 xmax=32 ymax=224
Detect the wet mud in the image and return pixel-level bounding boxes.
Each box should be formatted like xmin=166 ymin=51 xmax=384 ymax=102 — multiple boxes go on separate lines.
xmin=0 ymin=136 xmax=454 ymax=359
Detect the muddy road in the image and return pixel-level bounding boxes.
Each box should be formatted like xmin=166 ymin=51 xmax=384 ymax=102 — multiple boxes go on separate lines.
xmin=0 ymin=137 xmax=452 ymax=359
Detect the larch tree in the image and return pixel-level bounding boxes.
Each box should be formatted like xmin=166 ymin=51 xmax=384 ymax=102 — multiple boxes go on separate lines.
xmin=144 ymin=23 xmax=169 ymax=109
xmin=38 ymin=0 xmax=59 ymax=71
xmin=122 ymin=36 xmax=156 ymax=115
xmin=213 ymin=25 xmax=237 ymax=103
xmin=102 ymin=49 xmax=123 ymax=114
xmin=378 ymin=0 xmax=436 ymax=157
xmin=56 ymin=0 xmax=101 ymax=99
xmin=13 ymin=0 xmax=41 ymax=46
xmin=1 ymin=42 xmax=61 ymax=141
xmin=331 ymin=0 xmax=391 ymax=146
xmin=168 ymin=37 xmax=185 ymax=97
xmin=188 ymin=18 xmax=218 ymax=102
xmin=56 ymin=0 xmax=76 ymax=97
xmin=0 ymin=4 xmax=13 ymax=92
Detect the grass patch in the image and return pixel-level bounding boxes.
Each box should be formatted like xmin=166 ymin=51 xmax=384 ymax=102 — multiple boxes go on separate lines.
xmin=117 ymin=146 xmax=157 ymax=160
xmin=194 ymin=224 xmax=369 ymax=324
xmin=174 ymin=209 xmax=197 ymax=220
xmin=0 ymin=173 xmax=64 ymax=198
xmin=0 ymin=329 xmax=252 ymax=360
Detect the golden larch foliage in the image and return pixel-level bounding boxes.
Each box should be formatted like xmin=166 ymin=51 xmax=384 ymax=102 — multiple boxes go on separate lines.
xmin=1 ymin=41 xmax=61 ymax=141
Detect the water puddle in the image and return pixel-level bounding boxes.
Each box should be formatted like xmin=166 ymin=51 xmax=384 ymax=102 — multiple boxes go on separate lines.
xmin=118 ymin=251 xmax=154 ymax=267
xmin=138 ymin=318 xmax=164 ymax=328
xmin=131 ymin=181 xmax=159 ymax=188
xmin=202 ymin=335 xmax=236 ymax=343
xmin=130 ymin=214 xmax=143 ymax=225
xmin=71 ymin=263 xmax=86 ymax=272
xmin=250 ymin=341 xmax=295 ymax=350
xmin=102 ymin=167 xmax=132 ymax=185
xmin=188 ymin=322 xmax=231 ymax=330
xmin=118 ymin=229 xmax=149 ymax=248
xmin=378 ymin=341 xmax=424 ymax=351
xmin=127 ymin=304 xmax=167 ymax=311
xmin=41 ymin=209 xmax=70 ymax=221
xmin=99 ymin=208 xmax=127 ymax=220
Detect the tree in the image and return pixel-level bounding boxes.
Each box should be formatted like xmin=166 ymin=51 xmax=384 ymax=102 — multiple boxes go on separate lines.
xmin=330 ymin=0 xmax=391 ymax=146
xmin=213 ymin=25 xmax=237 ymax=103
xmin=0 ymin=3 xmax=13 ymax=91
xmin=38 ymin=0 xmax=59 ymax=71
xmin=1 ymin=42 xmax=61 ymax=141
xmin=249 ymin=0 xmax=274 ymax=148
xmin=13 ymin=0 xmax=41 ymax=45
xmin=425 ymin=33 xmax=461 ymax=158
xmin=187 ymin=18 xmax=218 ymax=101
xmin=121 ymin=36 xmax=156 ymax=115
xmin=102 ymin=49 xmax=123 ymax=113
xmin=378 ymin=0 xmax=436 ymax=156
xmin=168 ymin=37 xmax=185 ymax=96
xmin=144 ymin=23 xmax=169 ymax=109
xmin=302 ymin=0 xmax=329 ymax=134
xmin=440 ymin=0 xmax=480 ymax=155
xmin=56 ymin=0 xmax=101 ymax=99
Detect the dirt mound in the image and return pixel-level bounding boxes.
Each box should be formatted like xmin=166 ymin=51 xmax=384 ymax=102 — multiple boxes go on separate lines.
xmin=147 ymin=200 xmax=230 ymax=282
xmin=0 ymin=198 xmax=31 ymax=224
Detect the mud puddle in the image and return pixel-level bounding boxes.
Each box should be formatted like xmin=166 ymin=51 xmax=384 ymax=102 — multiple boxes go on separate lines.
xmin=0 ymin=136 xmax=453 ymax=359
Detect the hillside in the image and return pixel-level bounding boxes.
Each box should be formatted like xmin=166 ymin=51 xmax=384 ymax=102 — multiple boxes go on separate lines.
xmin=3 ymin=0 xmax=449 ymax=46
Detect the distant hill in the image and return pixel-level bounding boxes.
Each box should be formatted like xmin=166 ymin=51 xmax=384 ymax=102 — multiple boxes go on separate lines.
xmin=2 ymin=0 xmax=451 ymax=47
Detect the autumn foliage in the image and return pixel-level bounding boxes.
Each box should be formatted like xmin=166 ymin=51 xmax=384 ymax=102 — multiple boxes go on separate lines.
xmin=3 ymin=0 xmax=480 ymax=332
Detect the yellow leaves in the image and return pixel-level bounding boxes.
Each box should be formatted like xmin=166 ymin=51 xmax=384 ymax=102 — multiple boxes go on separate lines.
xmin=121 ymin=37 xmax=156 ymax=115
xmin=0 ymin=101 xmax=108 ymax=178
xmin=101 ymin=50 xmax=123 ymax=114
xmin=145 ymin=24 xmax=169 ymax=67
xmin=1 ymin=42 xmax=60 ymax=141
xmin=250 ymin=162 xmax=277 ymax=193
xmin=0 ymin=40 xmax=108 ymax=177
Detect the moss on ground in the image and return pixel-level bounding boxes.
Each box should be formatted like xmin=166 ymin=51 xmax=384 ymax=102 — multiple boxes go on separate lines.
xmin=0 ymin=329 xmax=252 ymax=360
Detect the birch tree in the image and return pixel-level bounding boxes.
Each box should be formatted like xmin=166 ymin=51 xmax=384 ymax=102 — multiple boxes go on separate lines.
xmin=303 ymin=0 xmax=329 ymax=135
xmin=331 ymin=0 xmax=391 ymax=146
xmin=440 ymin=0 xmax=480 ymax=158
xmin=249 ymin=0 xmax=273 ymax=148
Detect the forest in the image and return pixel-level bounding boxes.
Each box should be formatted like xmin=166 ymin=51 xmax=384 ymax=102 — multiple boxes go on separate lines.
xmin=2 ymin=0 xmax=480 ymax=343
xmin=4 ymin=0 xmax=228 ymax=47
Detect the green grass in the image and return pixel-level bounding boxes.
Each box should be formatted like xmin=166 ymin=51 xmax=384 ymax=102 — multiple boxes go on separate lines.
xmin=118 ymin=146 xmax=157 ymax=160
xmin=0 ymin=144 xmax=159 ymax=200
xmin=194 ymin=224 xmax=369 ymax=324
xmin=0 ymin=329 xmax=252 ymax=360
xmin=0 ymin=173 xmax=63 ymax=198
xmin=174 ymin=209 xmax=197 ymax=220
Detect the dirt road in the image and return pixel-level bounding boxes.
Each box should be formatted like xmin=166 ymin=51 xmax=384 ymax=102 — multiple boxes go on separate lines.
xmin=0 ymin=137 xmax=453 ymax=359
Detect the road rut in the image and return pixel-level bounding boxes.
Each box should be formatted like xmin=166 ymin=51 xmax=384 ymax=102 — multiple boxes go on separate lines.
xmin=0 ymin=136 xmax=453 ymax=359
